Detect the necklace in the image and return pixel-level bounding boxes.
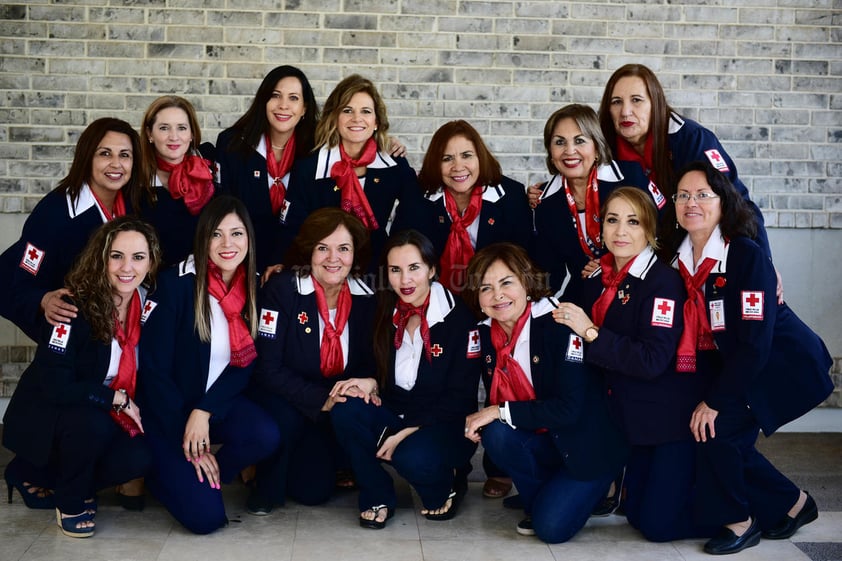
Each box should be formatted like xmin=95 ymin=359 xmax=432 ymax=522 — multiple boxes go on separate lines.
xmin=271 ymin=143 xmax=285 ymax=150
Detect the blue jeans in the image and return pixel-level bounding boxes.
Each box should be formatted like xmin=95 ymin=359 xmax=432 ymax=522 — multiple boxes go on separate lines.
xmin=482 ymin=420 xmax=613 ymax=543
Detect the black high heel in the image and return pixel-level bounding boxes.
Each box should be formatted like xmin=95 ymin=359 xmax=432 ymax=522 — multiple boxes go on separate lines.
xmin=4 ymin=463 xmax=55 ymax=510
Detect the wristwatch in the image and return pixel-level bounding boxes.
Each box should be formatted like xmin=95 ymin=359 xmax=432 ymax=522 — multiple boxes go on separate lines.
xmin=584 ymin=325 xmax=600 ymax=343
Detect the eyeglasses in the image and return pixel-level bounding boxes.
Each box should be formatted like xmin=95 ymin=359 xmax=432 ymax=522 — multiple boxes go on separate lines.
xmin=672 ymin=192 xmax=720 ymax=204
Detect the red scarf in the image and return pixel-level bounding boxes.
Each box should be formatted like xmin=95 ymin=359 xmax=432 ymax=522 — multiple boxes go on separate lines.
xmin=591 ymin=253 xmax=638 ymax=327
xmin=676 ymin=258 xmax=718 ymax=372
xmin=207 ymin=262 xmax=256 ymax=368
xmin=313 ymin=278 xmax=352 ymax=377
xmin=489 ymin=302 xmax=536 ymax=405
xmin=109 ymin=291 xmax=142 ymax=437
xmin=91 ymin=189 xmax=126 ymax=221
xmin=562 ymin=167 xmax=602 ymax=259
xmin=616 ymin=135 xmax=656 ymax=185
xmin=329 ymin=139 xmax=379 ymax=230
xmin=156 ymin=155 xmax=214 ymax=216
xmin=393 ymin=292 xmax=431 ymax=362
xmin=265 ymin=133 xmax=296 ymax=215
xmin=439 ymin=187 xmax=482 ymax=293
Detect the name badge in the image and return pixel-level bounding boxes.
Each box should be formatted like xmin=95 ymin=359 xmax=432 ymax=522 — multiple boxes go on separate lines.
xmin=709 ymin=299 xmax=726 ymax=331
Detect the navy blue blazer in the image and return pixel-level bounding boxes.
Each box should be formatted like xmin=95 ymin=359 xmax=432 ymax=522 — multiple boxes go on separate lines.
xmin=479 ymin=301 xmax=628 ymax=481
xmin=581 ymin=247 xmax=708 ymax=446
xmin=281 ymin=146 xmax=423 ymax=272
xmin=0 ymin=185 xmax=128 ymax=341
xmin=382 ymin=282 xmax=480 ymax=426
xmin=137 ymin=259 xmax=256 ymax=442
xmin=529 ymin=161 xmax=654 ymax=302
xmin=675 ymin=236 xmax=832 ymax=435
xmin=3 ymin=299 xmax=123 ymax=467
xmin=214 ymin=128 xmax=288 ymax=270
xmin=251 ymin=270 xmax=376 ymax=421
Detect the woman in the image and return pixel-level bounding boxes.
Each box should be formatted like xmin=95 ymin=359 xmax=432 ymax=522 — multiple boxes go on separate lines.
xmin=215 ymin=66 xmax=319 ymax=270
xmin=463 ymin=243 xmax=628 ymax=543
xmin=2 ymin=216 xmax=160 ymax=537
xmin=282 ymin=74 xmax=423 ymax=272
xmin=330 ymin=230 xmax=480 ymax=528
xmin=553 ymin=187 xmax=714 ymax=541
xmin=529 ymin=104 xmax=653 ymax=300
xmin=414 ymin=119 xmax=531 ymax=295
xmin=597 ymin=64 xmax=771 ymax=259
xmin=672 ymin=161 xmax=832 ymax=555
xmin=246 ymin=208 xmax=376 ymax=514
xmin=0 ymin=118 xmax=151 ymax=341
xmin=138 ymin=196 xmax=280 ymax=534
xmin=139 ymin=95 xmax=216 ymax=266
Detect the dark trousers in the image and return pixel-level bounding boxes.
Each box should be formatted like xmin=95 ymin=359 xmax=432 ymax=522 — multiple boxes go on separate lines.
xmin=146 ymin=395 xmax=280 ymax=534
xmin=11 ymin=405 xmax=151 ymax=514
xmin=624 ymin=440 xmax=718 ymax=542
xmin=694 ymin=403 xmax=799 ymax=530
xmin=331 ymin=397 xmax=476 ymax=512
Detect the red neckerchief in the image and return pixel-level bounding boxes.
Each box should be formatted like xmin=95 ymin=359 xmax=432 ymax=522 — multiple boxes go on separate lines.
xmin=207 ymin=261 xmax=256 ymax=368
xmin=616 ymin=135 xmax=656 ymax=185
xmin=109 ymin=290 xmax=142 ymax=437
xmin=91 ymin=189 xmax=126 ymax=221
xmin=156 ymin=155 xmax=214 ymax=216
xmin=329 ymin=139 xmax=379 ymax=230
xmin=313 ymin=278 xmax=352 ymax=377
xmin=489 ymin=302 xmax=536 ymax=405
xmin=591 ymin=253 xmax=638 ymax=327
xmin=439 ymin=186 xmax=482 ymax=293
xmin=676 ymin=258 xmax=718 ymax=372
xmin=393 ymin=291 xmax=431 ymax=362
xmin=562 ymin=167 xmax=602 ymax=259
xmin=265 ymin=133 xmax=296 ymax=215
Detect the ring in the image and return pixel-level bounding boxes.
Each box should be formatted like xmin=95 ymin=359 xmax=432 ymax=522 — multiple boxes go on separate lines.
xmin=564 ymin=313 xmax=570 ymax=320
xmin=201 ymin=439 xmax=207 ymax=447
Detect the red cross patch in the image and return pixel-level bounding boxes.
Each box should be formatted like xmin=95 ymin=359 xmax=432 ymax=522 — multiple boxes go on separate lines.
xmin=140 ymin=300 xmax=157 ymax=325
xmin=259 ymin=308 xmax=279 ymax=338
xmin=48 ymin=322 xmax=71 ymax=353
xmin=704 ymin=149 xmax=730 ymax=172
xmin=651 ymin=298 xmax=675 ymax=327
xmin=741 ymin=291 xmax=764 ymax=321
xmin=20 ymin=242 xmax=45 ymax=275
xmin=565 ymin=333 xmax=584 ymax=363
xmin=431 ymin=343 xmax=443 ymax=357
xmin=279 ymin=199 xmax=291 ymax=224
xmin=487 ymin=218 xmax=495 ymax=225
xmin=298 ymin=311 xmax=309 ymax=324
xmin=466 ymin=329 xmax=481 ymax=358
xmin=647 ymin=181 xmax=666 ymax=209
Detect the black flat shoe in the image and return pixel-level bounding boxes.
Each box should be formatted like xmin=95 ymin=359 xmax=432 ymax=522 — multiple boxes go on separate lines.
xmin=503 ymin=493 xmax=523 ymax=510
xmin=763 ymin=493 xmax=818 ymax=539
xmin=704 ymin=518 xmax=761 ymax=555
xmin=359 ymin=504 xmax=393 ymax=529
xmin=424 ymin=486 xmax=465 ymax=522
xmin=117 ymin=493 xmax=145 ymax=511
xmin=246 ymin=489 xmax=273 ymax=516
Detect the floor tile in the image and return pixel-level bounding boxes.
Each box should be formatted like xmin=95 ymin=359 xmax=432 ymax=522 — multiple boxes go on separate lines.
xmin=292 ymin=537 xmax=423 ymax=561
xmin=420 ymin=537 xmax=555 ymax=561
xmin=547 ymin=541 xmax=685 ymax=561
xmin=672 ymin=538 xmax=812 ymax=561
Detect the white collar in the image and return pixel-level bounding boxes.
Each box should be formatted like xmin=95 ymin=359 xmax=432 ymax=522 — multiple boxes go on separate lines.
xmin=67 ymin=183 xmax=108 ymax=222
xmin=668 ymin=111 xmax=684 ymax=135
xmin=314 ymin=144 xmax=397 ymax=179
xmin=425 ymin=183 xmax=505 ymax=204
xmin=540 ymin=162 xmax=624 ymax=200
xmin=392 ymin=281 xmax=455 ymax=329
xmin=296 ymin=273 xmax=374 ymax=296
xmin=675 ymin=226 xmax=728 ymax=274
xmin=591 ymin=245 xmax=658 ymax=280
xmin=179 ymin=255 xmax=197 ymax=276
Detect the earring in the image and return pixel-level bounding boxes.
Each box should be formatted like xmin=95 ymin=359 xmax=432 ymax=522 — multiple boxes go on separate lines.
xmin=675 ymin=221 xmax=679 ymax=230
xmin=526 ymin=295 xmax=532 ymax=301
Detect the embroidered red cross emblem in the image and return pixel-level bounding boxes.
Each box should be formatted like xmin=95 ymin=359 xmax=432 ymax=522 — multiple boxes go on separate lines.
xmin=571 ymin=337 xmax=581 ymax=350
xmin=651 ymin=184 xmax=660 ymax=195
xmin=144 ymin=302 xmax=153 ymax=313
xmin=709 ymin=151 xmax=722 ymax=162
xmin=745 ymin=293 xmax=760 ymax=307
xmin=431 ymin=344 xmax=443 ymax=357
xmin=471 ymin=332 xmax=479 ymax=345
xmin=27 ymin=247 xmax=39 ymax=260
xmin=298 ymin=312 xmax=308 ymax=324
xmin=657 ymin=300 xmax=672 ymax=315
xmin=55 ymin=324 xmax=68 ymax=338
xmin=262 ymin=311 xmax=275 ymax=325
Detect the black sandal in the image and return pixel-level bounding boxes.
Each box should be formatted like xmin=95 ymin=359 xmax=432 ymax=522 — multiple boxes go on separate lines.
xmin=424 ymin=486 xmax=465 ymax=521
xmin=359 ymin=504 xmax=393 ymax=529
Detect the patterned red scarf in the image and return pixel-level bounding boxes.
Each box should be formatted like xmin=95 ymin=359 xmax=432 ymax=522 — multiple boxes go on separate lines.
xmin=156 ymin=155 xmax=214 ymax=216
xmin=676 ymin=258 xmax=718 ymax=372
xmin=207 ymin=261 xmax=256 ymax=368
xmin=329 ymin=139 xmax=379 ymax=230
xmin=313 ymin=278 xmax=352 ymax=377
xmin=393 ymin=292 xmax=431 ymax=362
xmin=562 ymin=167 xmax=602 ymax=259
xmin=616 ymin=135 xmax=656 ymax=185
xmin=489 ymin=302 xmax=535 ymax=405
xmin=109 ymin=290 xmax=142 ymax=437
xmin=265 ymin=133 xmax=296 ymax=215
xmin=591 ymin=253 xmax=638 ymax=327
xmin=439 ymin=186 xmax=482 ymax=293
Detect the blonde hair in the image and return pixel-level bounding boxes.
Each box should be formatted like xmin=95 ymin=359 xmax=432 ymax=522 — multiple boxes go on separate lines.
xmin=315 ymin=74 xmax=389 ymax=150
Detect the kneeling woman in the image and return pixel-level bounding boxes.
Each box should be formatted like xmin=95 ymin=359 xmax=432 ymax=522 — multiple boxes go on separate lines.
xmin=330 ymin=230 xmax=480 ymax=529
xmin=138 ymin=196 xmax=280 ymax=534
xmin=3 ymin=217 xmax=160 ymax=537
xmin=463 ymin=243 xmax=627 ymax=543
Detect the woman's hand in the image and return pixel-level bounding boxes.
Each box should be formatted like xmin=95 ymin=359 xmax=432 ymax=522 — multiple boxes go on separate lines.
xmin=387 ymin=137 xmax=407 ymax=158
xmin=376 ymin=426 xmax=418 ymax=461
xmin=190 ymin=451 xmax=221 ymax=489
xmin=260 ymin=264 xmax=284 ymax=287
xmin=775 ymin=267 xmax=784 ymax=304
xmin=580 ymin=258 xmax=600 ymax=279
xmin=330 ymin=377 xmax=380 ymax=405
xmin=526 ymin=183 xmax=543 ymax=209
xmin=40 ymin=288 xmax=78 ymax=325
xmin=552 ymin=302 xmax=593 ymax=338
xmin=183 ymin=409 xmax=211 ymax=462
xmin=464 ymin=405 xmax=500 ymax=443
xmin=112 ymin=390 xmax=145 ymax=433
xmin=690 ymin=401 xmax=718 ymax=443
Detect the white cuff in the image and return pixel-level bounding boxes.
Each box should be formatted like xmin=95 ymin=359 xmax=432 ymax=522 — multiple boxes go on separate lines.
xmin=499 ymin=402 xmax=516 ymax=429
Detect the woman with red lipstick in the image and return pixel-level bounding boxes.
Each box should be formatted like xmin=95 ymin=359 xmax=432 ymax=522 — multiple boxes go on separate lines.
xmin=138 ymin=196 xmax=280 ymax=534
xmin=139 ymin=96 xmax=216 ymax=266
xmin=282 ymin=74 xmax=423 ymax=274
xmin=463 ymin=243 xmax=627 ymax=542
xmin=330 ymin=230 xmax=480 ymax=528
xmin=3 ymin=217 xmax=160 ymax=537
xmin=670 ymin=162 xmax=831 ymax=555
xmin=245 ymin=208 xmax=377 ymax=514
xmin=553 ymin=187 xmax=715 ymax=542
xmin=0 ymin=118 xmax=152 ymax=342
